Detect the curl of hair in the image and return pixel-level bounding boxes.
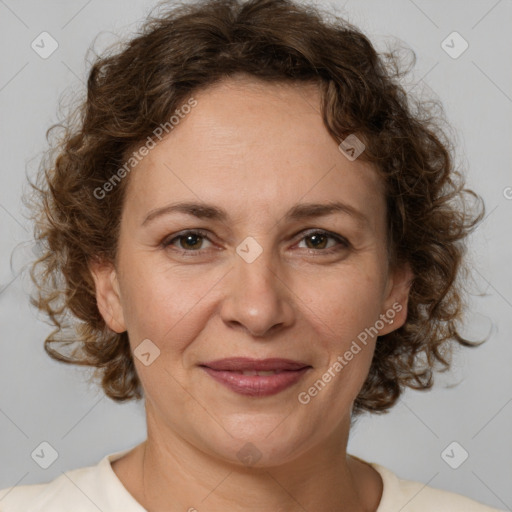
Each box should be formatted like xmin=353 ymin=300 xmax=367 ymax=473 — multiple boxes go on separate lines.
xmin=26 ymin=0 xmax=485 ymax=415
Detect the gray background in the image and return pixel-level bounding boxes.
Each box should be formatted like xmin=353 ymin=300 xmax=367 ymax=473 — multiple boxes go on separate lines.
xmin=0 ymin=0 xmax=511 ymax=509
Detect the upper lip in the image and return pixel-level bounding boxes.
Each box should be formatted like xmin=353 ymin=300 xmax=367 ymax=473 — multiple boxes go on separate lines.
xmin=200 ymin=357 xmax=310 ymax=372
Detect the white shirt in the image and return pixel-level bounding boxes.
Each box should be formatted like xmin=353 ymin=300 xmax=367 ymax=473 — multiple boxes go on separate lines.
xmin=0 ymin=449 xmax=504 ymax=511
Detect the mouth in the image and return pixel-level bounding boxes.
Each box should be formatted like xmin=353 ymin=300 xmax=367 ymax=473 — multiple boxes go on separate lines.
xmin=199 ymin=357 xmax=312 ymax=397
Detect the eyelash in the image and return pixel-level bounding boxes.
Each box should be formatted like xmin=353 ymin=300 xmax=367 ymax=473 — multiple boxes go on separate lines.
xmin=161 ymin=229 xmax=349 ymax=257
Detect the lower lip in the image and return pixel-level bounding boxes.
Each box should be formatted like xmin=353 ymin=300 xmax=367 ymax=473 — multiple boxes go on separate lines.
xmin=201 ymin=367 xmax=310 ymax=397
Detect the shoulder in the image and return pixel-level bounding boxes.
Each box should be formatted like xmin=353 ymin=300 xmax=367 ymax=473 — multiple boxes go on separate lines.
xmin=368 ymin=460 xmax=505 ymax=512
xmin=0 ymin=466 xmax=99 ymax=512
xmin=0 ymin=450 xmax=145 ymax=512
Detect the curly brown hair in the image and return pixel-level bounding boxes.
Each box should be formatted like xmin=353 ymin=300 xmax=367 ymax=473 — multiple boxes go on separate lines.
xmin=26 ymin=0 xmax=485 ymax=416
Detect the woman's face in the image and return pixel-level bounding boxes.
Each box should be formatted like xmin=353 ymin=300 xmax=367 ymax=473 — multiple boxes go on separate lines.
xmin=92 ymin=76 xmax=412 ymax=466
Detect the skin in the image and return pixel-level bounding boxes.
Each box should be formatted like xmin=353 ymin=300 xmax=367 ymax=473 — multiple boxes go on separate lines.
xmin=90 ymin=74 xmax=413 ymax=512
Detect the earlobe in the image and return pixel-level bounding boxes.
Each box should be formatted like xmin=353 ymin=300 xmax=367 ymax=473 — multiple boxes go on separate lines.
xmin=379 ymin=262 xmax=414 ymax=336
xmin=89 ymin=260 xmax=127 ymax=333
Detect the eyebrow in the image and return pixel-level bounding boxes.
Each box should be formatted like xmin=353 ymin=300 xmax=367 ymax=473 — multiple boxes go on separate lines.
xmin=141 ymin=200 xmax=370 ymax=227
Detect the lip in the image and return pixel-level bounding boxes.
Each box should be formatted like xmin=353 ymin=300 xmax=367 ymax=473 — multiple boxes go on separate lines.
xmin=201 ymin=357 xmax=309 ymax=372
xmin=200 ymin=358 xmax=311 ymax=397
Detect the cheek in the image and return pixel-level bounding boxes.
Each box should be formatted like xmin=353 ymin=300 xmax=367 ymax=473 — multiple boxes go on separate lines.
xmin=292 ymin=268 xmax=384 ymax=416
xmin=293 ymin=260 xmax=386 ymax=349
xmin=121 ymin=248 xmax=387 ymax=351
xmin=119 ymin=257 xmax=224 ymax=351
xmin=119 ymin=266 xmax=220 ymax=404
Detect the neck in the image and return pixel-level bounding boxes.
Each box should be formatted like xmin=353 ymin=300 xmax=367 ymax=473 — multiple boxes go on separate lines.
xmin=112 ymin=406 xmax=382 ymax=512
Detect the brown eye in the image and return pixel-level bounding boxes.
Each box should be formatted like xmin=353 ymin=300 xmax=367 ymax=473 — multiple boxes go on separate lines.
xmin=162 ymin=230 xmax=213 ymax=253
xmin=177 ymin=233 xmax=204 ymax=250
xmin=297 ymin=230 xmax=349 ymax=253
xmin=303 ymin=233 xmax=329 ymax=249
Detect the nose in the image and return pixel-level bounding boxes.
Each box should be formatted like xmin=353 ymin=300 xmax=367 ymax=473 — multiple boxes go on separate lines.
xmin=219 ymin=246 xmax=295 ymax=338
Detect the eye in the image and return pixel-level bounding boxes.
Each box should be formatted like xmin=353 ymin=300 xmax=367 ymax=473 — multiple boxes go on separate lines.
xmin=162 ymin=228 xmax=349 ymax=257
xmin=162 ymin=230 xmax=213 ymax=255
xmin=295 ymin=229 xmax=349 ymax=254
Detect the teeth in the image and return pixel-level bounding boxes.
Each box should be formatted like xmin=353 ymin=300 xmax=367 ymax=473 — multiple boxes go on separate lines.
xmin=241 ymin=370 xmax=281 ymax=376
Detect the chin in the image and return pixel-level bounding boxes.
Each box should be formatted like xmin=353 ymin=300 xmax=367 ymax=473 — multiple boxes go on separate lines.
xmin=197 ymin=417 xmax=315 ymax=468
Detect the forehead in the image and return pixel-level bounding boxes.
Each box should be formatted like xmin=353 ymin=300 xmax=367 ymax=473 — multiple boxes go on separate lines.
xmin=123 ymin=77 xmax=384 ymax=229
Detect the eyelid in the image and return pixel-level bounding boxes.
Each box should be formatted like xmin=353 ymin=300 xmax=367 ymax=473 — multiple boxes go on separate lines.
xmin=296 ymin=228 xmax=349 ymax=245
xmin=293 ymin=229 xmax=350 ymax=255
xmin=162 ymin=228 xmax=349 ymax=255
xmin=162 ymin=229 xmax=213 ymax=249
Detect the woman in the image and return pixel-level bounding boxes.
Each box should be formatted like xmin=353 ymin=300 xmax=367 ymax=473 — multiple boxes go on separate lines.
xmin=0 ymin=0 xmax=503 ymax=510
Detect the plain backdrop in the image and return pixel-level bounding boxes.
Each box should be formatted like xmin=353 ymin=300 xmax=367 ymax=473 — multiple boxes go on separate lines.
xmin=0 ymin=0 xmax=511 ymax=510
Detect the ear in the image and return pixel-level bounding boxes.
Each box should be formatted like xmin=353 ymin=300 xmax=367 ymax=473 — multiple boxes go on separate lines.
xmin=378 ymin=261 xmax=414 ymax=336
xmin=89 ymin=259 xmax=126 ymax=333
